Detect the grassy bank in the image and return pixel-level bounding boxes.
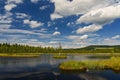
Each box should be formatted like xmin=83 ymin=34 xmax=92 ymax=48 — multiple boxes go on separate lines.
xmin=53 ymin=54 xmax=67 ymax=59
xmin=0 ymin=53 xmax=41 ymax=58
xmin=60 ymin=57 xmax=120 ymax=71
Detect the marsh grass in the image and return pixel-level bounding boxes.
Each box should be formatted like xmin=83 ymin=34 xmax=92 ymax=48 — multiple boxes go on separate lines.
xmin=0 ymin=53 xmax=41 ymax=58
xmin=53 ymin=54 xmax=67 ymax=59
xmin=60 ymin=57 xmax=120 ymax=71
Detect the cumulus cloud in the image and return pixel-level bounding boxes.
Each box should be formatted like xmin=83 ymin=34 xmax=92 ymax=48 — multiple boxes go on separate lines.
xmin=0 ymin=12 xmax=13 ymax=29
xmin=4 ymin=0 xmax=23 ymax=11
xmin=51 ymin=13 xmax=63 ymax=20
xmin=15 ymin=13 xmax=30 ymax=19
xmin=4 ymin=3 xmax=17 ymax=11
xmin=68 ymin=34 xmax=88 ymax=40
xmin=53 ymin=31 xmax=61 ymax=36
xmin=6 ymin=0 xmax=23 ymax=4
xmin=23 ymin=19 xmax=43 ymax=28
xmin=79 ymin=35 xmax=88 ymax=40
xmin=51 ymin=0 xmax=115 ymax=17
xmin=77 ymin=4 xmax=120 ymax=25
xmin=112 ymin=35 xmax=120 ymax=39
xmin=66 ymin=34 xmax=91 ymax=48
xmin=76 ymin=24 xmax=102 ymax=34
xmin=31 ymin=0 xmax=39 ymax=3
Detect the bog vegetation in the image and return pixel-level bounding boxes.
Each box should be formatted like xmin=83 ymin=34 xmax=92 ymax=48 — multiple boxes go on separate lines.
xmin=60 ymin=57 xmax=120 ymax=71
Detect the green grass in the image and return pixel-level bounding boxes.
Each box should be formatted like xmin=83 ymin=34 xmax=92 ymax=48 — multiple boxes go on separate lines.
xmin=0 ymin=53 xmax=41 ymax=58
xmin=59 ymin=57 xmax=120 ymax=71
xmin=53 ymin=54 xmax=67 ymax=59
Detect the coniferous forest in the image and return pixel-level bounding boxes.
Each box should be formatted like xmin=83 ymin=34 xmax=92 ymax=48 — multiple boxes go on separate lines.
xmin=0 ymin=43 xmax=57 ymax=53
xmin=0 ymin=43 xmax=120 ymax=53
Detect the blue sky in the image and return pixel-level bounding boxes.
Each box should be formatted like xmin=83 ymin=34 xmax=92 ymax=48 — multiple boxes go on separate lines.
xmin=0 ymin=0 xmax=120 ymax=48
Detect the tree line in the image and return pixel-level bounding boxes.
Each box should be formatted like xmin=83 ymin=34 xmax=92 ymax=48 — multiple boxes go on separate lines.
xmin=0 ymin=43 xmax=120 ymax=53
xmin=0 ymin=43 xmax=58 ymax=53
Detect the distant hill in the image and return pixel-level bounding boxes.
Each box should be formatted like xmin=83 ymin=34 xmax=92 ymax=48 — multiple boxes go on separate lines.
xmin=80 ymin=45 xmax=120 ymax=50
xmin=84 ymin=45 xmax=120 ymax=53
xmin=63 ymin=45 xmax=120 ymax=53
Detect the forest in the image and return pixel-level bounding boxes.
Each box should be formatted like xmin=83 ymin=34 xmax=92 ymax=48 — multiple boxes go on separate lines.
xmin=0 ymin=43 xmax=120 ymax=53
xmin=0 ymin=43 xmax=57 ymax=53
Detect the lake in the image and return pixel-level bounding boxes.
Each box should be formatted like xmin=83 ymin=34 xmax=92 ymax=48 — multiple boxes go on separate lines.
xmin=0 ymin=54 xmax=120 ymax=80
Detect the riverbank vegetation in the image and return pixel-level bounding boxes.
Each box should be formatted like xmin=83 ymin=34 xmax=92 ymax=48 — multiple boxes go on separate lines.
xmin=0 ymin=53 xmax=40 ymax=58
xmin=53 ymin=54 xmax=67 ymax=59
xmin=60 ymin=57 xmax=120 ymax=71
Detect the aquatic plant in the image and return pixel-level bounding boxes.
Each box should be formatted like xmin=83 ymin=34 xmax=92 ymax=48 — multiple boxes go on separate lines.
xmin=59 ymin=61 xmax=86 ymax=70
xmin=53 ymin=54 xmax=67 ymax=59
xmin=59 ymin=57 xmax=120 ymax=71
xmin=0 ymin=53 xmax=40 ymax=58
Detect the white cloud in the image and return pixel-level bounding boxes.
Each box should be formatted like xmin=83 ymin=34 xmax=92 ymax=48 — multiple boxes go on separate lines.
xmin=67 ymin=22 xmax=74 ymax=26
xmin=68 ymin=35 xmax=79 ymax=39
xmin=0 ymin=24 xmax=11 ymax=29
xmin=51 ymin=0 xmax=115 ymax=17
xmin=102 ymin=38 xmax=120 ymax=45
xmin=0 ymin=19 xmax=12 ymax=24
xmin=0 ymin=28 xmax=53 ymax=39
xmin=49 ymin=41 xmax=58 ymax=44
xmin=4 ymin=0 xmax=23 ymax=11
xmin=76 ymin=24 xmax=102 ymax=34
xmin=28 ymin=21 xmax=43 ymax=28
xmin=0 ymin=29 xmax=38 ymax=35
xmin=100 ymin=34 xmax=120 ymax=45
xmin=112 ymin=35 xmax=120 ymax=39
xmin=79 ymin=35 xmax=88 ymax=40
xmin=0 ymin=12 xmax=13 ymax=29
xmin=31 ymin=0 xmax=39 ymax=3
xmin=68 ymin=34 xmax=88 ymax=40
xmin=51 ymin=0 xmax=120 ymax=36
xmin=53 ymin=31 xmax=61 ymax=36
xmin=15 ymin=13 xmax=30 ymax=19
xmin=40 ymin=5 xmax=48 ymax=10
xmin=66 ymin=34 xmax=91 ymax=48
xmin=77 ymin=4 xmax=120 ymax=24
xmin=39 ymin=28 xmax=47 ymax=33
xmin=51 ymin=13 xmax=63 ymax=20
xmin=23 ymin=19 xmax=29 ymax=24
xmin=0 ymin=34 xmax=42 ymax=47
xmin=4 ymin=3 xmax=17 ymax=11
xmin=6 ymin=0 xmax=23 ymax=4
xmin=23 ymin=19 xmax=43 ymax=28
xmin=0 ymin=13 xmax=13 ymax=24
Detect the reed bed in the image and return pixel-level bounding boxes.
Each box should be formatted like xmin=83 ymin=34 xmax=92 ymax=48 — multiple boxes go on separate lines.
xmin=60 ymin=57 xmax=120 ymax=71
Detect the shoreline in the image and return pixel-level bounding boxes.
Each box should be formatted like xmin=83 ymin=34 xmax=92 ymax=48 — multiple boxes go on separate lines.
xmin=0 ymin=53 xmax=41 ymax=58
xmin=59 ymin=57 xmax=120 ymax=71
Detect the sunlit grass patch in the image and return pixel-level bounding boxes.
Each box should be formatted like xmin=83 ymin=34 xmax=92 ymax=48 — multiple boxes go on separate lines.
xmin=53 ymin=54 xmax=67 ymax=59
xmin=0 ymin=53 xmax=41 ymax=58
xmin=60 ymin=57 xmax=120 ymax=71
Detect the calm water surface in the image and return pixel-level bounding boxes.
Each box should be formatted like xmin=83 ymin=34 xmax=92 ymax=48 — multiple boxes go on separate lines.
xmin=0 ymin=54 xmax=120 ymax=80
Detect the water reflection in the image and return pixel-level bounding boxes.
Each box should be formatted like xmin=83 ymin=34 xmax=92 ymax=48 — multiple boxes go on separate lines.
xmin=0 ymin=54 xmax=120 ymax=80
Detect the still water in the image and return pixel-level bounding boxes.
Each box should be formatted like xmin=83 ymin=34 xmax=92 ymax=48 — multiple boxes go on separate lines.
xmin=0 ymin=54 xmax=120 ymax=80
